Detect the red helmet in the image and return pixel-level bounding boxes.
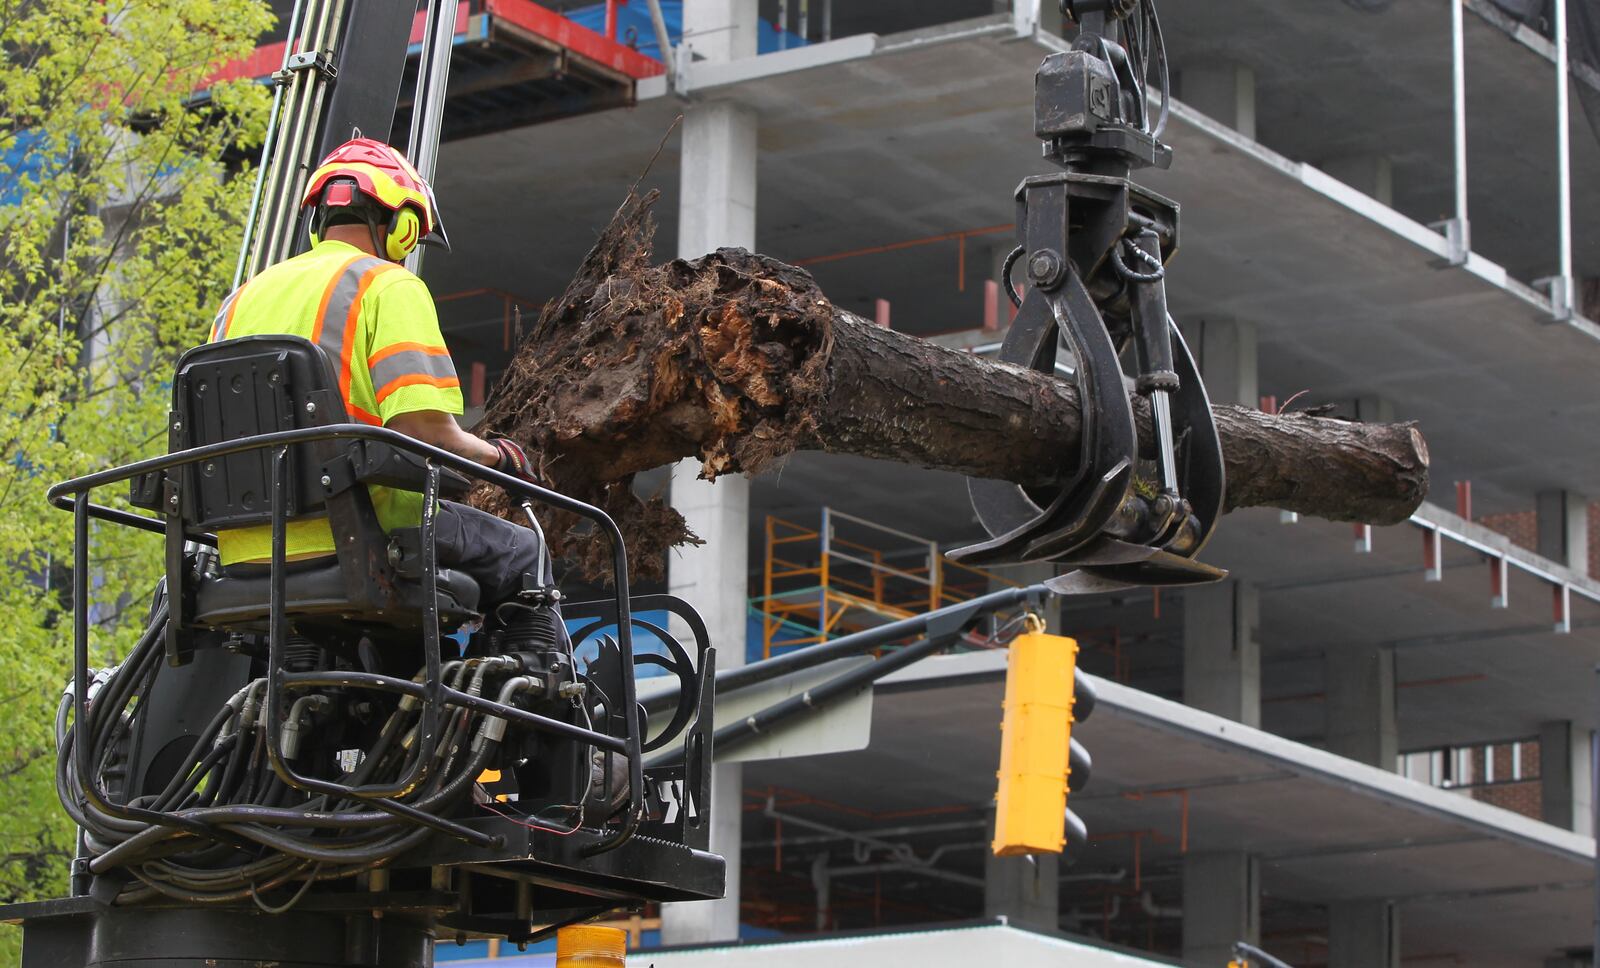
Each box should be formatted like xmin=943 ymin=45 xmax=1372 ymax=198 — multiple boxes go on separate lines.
xmin=301 ymin=138 xmax=448 ymax=251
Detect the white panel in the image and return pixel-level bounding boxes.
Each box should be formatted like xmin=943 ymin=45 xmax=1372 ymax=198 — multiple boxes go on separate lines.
xmin=646 ymin=923 xmax=1167 ymax=968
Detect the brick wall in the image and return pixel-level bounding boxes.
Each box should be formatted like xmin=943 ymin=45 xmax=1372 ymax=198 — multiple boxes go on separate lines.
xmin=1472 ymin=503 xmax=1600 ymax=579
xmin=1591 ymin=501 xmax=1599 ymax=579
xmin=1463 ymin=742 xmax=1542 ymax=821
xmin=1472 ymin=780 xmax=1542 ymax=819
xmin=1476 ymin=509 xmax=1537 ymax=553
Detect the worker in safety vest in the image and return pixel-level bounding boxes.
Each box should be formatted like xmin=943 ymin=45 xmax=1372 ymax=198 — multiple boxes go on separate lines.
xmin=209 ymin=138 xmax=544 ymax=608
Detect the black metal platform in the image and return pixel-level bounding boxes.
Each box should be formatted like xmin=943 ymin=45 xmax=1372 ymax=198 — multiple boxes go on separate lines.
xmin=0 ymin=815 xmax=722 ymax=967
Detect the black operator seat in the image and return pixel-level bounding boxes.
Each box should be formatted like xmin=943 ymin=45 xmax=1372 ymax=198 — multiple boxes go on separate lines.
xmin=141 ymin=335 xmax=480 ymax=643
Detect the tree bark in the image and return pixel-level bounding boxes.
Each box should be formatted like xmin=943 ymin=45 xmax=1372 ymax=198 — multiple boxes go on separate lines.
xmin=474 ymin=189 xmax=1429 ymax=579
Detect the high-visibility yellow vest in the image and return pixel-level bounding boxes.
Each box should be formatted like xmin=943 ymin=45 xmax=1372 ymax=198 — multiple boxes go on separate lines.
xmin=208 ymin=239 xmax=464 ymax=564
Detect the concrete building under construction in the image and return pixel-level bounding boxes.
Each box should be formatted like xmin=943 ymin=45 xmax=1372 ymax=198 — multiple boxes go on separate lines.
xmin=225 ymin=0 xmax=1600 ymax=964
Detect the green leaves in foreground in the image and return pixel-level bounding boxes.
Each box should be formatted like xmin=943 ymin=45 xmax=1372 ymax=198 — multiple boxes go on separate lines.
xmin=0 ymin=0 xmax=272 ymax=955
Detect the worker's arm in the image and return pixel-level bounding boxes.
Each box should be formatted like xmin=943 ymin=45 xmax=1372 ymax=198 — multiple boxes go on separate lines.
xmin=387 ymin=409 xmax=500 ymax=467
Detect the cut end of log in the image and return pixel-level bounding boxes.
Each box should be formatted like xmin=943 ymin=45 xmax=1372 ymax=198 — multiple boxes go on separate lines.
xmin=1215 ymin=409 xmax=1429 ymax=526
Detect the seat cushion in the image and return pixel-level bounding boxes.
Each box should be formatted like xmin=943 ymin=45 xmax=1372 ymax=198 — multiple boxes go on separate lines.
xmin=194 ymin=563 xmax=481 ymax=627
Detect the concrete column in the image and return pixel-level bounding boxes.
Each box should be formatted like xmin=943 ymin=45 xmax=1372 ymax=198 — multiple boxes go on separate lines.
xmin=1537 ymin=490 xmax=1590 ymax=575
xmin=1324 ymin=645 xmax=1398 ymax=770
xmin=1321 ymin=154 xmax=1396 ymax=208
xmin=984 ymin=851 xmax=1059 ymax=930
xmin=1328 ymin=900 xmax=1399 ymax=968
xmin=676 ymin=101 xmax=758 ymax=262
xmin=1182 ymin=851 xmax=1259 ymax=965
xmin=983 ymin=809 xmax=1059 ymax=930
xmin=661 ymin=19 xmax=758 ymax=941
xmin=1178 ymin=318 xmax=1257 ymax=408
xmin=1539 ymin=721 xmax=1594 ymax=836
xmin=662 ymin=468 xmax=750 ymax=947
xmin=1183 ymin=581 xmax=1260 ymax=728
xmin=1176 ymin=64 xmax=1256 ymax=140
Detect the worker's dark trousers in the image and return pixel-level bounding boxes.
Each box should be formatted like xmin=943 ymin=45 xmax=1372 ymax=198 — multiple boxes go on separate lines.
xmin=433 ymin=501 xmax=549 ymax=609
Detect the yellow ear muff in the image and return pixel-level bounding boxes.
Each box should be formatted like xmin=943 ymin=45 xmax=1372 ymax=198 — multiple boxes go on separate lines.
xmin=386 ymin=207 xmax=421 ymax=261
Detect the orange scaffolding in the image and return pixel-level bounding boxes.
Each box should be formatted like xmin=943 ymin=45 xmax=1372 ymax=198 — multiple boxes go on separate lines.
xmin=757 ymin=508 xmax=1017 ymax=659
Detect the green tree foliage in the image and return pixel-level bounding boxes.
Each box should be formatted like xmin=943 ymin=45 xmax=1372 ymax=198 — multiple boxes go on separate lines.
xmin=0 ymin=0 xmax=270 ymax=955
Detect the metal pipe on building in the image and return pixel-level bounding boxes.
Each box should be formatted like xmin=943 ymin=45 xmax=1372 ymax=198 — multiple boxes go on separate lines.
xmin=1556 ymin=0 xmax=1576 ymax=317
xmin=1449 ymin=0 xmax=1470 ymax=264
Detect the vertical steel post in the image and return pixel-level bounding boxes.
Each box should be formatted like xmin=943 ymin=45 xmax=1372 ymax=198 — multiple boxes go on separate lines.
xmin=1555 ymin=0 xmax=1576 ymax=318
xmin=821 ymin=0 xmax=831 ymax=41
xmin=70 ymin=494 xmax=91 ymax=896
xmin=820 ymin=506 xmax=831 ymax=641
xmin=1448 ymin=0 xmax=1470 ymax=265
xmin=405 ymin=0 xmax=460 ymax=275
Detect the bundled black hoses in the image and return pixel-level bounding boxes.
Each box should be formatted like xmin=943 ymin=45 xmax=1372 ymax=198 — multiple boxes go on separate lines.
xmin=58 ymin=604 xmax=536 ymax=907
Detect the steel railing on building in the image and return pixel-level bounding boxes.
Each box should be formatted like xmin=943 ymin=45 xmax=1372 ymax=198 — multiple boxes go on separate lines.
xmin=756 ymin=508 xmax=1017 ymax=659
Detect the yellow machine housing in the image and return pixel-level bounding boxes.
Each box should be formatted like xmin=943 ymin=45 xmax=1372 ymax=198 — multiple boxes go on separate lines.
xmin=992 ymin=628 xmax=1079 ymax=856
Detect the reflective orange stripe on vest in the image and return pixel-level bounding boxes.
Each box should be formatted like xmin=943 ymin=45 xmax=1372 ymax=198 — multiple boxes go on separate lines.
xmin=306 ymin=254 xmax=396 ymax=424
xmin=211 ymin=288 xmax=242 ymax=342
xmin=368 ymin=342 xmax=457 ymax=404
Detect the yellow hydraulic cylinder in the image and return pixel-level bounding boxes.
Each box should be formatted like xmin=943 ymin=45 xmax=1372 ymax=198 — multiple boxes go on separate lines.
xmin=556 ymin=924 xmax=626 ymax=967
xmin=992 ymin=626 xmax=1079 ymax=857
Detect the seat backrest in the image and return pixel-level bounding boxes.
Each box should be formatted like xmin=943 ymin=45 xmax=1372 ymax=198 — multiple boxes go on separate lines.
xmin=170 ymin=335 xmax=345 ymax=532
xmin=162 ymin=336 xmax=408 ymax=664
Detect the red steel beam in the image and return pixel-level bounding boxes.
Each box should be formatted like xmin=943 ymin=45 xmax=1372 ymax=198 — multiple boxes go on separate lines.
xmin=209 ymin=0 xmax=663 ymax=90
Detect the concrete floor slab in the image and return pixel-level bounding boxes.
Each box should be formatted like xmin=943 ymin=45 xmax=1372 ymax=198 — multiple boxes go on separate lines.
xmin=737 ymin=655 xmax=1593 ymax=964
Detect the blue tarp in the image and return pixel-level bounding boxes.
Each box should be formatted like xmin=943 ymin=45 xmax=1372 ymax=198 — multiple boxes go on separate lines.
xmin=563 ymin=1 xmax=808 ymax=60
xmin=0 ymin=129 xmax=57 ymax=206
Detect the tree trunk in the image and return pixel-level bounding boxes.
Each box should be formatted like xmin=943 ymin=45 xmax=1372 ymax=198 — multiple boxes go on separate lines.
xmin=474 ymin=189 xmax=1429 ymax=579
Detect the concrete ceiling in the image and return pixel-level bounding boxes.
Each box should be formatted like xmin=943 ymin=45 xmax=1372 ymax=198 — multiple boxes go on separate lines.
xmin=1157 ymin=0 xmax=1600 ymax=285
xmin=428 ymin=15 xmax=1600 ymax=515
